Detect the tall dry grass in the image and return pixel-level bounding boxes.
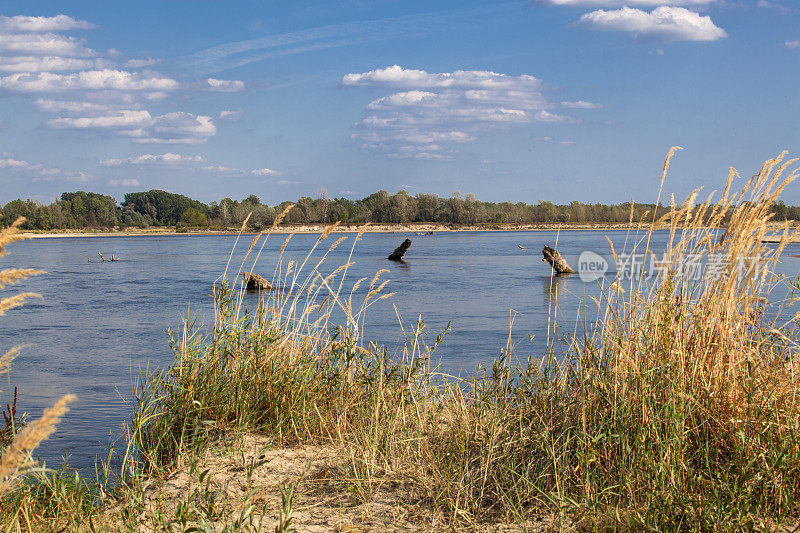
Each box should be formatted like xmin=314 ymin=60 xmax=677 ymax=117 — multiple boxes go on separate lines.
xmin=0 ymin=218 xmax=74 ymax=498
xmin=124 ymin=217 xmax=409 ymax=479
xmin=380 ymin=150 xmax=800 ymax=529
xmin=122 ymin=151 xmax=800 ymax=529
xmin=121 ymin=151 xmax=800 ymax=530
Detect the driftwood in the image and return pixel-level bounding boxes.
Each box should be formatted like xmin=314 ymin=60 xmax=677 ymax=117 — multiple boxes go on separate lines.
xmin=244 ymin=271 xmax=272 ymax=291
xmin=542 ymin=245 xmax=575 ymax=274
xmin=98 ymin=252 xmax=118 ymax=262
xmin=388 ymin=239 xmax=412 ymax=261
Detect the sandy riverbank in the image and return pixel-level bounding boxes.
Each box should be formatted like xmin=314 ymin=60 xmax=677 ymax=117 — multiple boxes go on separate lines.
xmin=23 ymin=222 xmax=800 ymax=243
xmin=22 ymin=222 xmax=644 ymax=238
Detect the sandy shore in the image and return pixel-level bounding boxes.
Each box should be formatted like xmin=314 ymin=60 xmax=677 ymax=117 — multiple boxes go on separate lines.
xmin=22 ymin=221 xmax=798 ymax=240
xmin=103 ymin=433 xmax=558 ymax=532
xmin=22 ymin=222 xmax=643 ymax=239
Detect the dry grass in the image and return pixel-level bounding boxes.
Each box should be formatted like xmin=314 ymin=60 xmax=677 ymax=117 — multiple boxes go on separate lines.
xmin=0 ymin=394 xmax=75 ymax=497
xmin=2 ymin=151 xmax=800 ymax=531
xmin=111 ymin=150 xmax=798 ymax=530
xmin=0 ymin=218 xmax=74 ymax=506
xmin=391 ymin=151 xmax=800 ymax=529
xmin=118 ymin=150 xmax=800 ymax=531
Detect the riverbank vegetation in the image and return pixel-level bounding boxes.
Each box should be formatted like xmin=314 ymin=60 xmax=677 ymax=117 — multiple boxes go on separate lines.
xmin=1 ymin=151 xmax=800 ymax=530
xmin=6 ymin=184 xmax=800 ymax=231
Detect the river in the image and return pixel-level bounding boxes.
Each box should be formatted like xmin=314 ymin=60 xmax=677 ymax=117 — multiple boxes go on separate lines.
xmin=0 ymin=230 xmax=796 ymax=470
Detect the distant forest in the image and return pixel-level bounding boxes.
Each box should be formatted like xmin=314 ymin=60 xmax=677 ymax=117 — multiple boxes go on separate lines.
xmin=3 ymin=189 xmax=800 ymax=230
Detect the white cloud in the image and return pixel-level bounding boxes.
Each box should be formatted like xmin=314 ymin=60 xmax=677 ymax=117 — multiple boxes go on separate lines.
xmin=136 ymin=112 xmax=216 ymax=144
xmin=535 ymin=0 xmax=714 ymax=6
xmin=0 ymin=56 xmax=114 ymax=72
xmin=0 ymin=14 xmax=95 ymax=33
xmin=100 ymin=155 xmax=277 ymax=177
xmin=343 ymin=65 xmax=542 ymax=91
xmin=65 ymin=172 xmax=91 ymax=182
xmin=46 ymin=109 xmax=216 ymax=144
xmin=218 ymin=108 xmax=243 ymax=121
xmin=0 ymin=69 xmax=179 ymax=93
xmin=366 ymin=90 xmax=436 ymax=109
xmin=202 ymin=164 xmax=247 ymax=174
xmin=107 ymin=178 xmax=141 ymax=187
xmin=0 ymin=32 xmax=98 ymax=58
xmin=0 ymin=156 xmax=64 ymax=178
xmin=577 ymin=6 xmax=728 ymax=42
xmin=535 ymin=109 xmax=574 ymax=122
xmin=396 ymin=130 xmax=474 ymax=143
xmin=786 ymin=40 xmax=800 ymax=48
xmin=47 ymin=109 xmax=153 ymax=130
xmin=561 ymin=100 xmax=602 ymax=109
xmin=0 ymin=14 xmax=235 ymax=149
xmin=251 ymin=168 xmax=279 ymax=176
xmin=123 ymin=58 xmax=161 ymax=68
xmin=35 ymin=98 xmax=134 ymax=114
xmin=132 ymin=137 xmax=205 ymax=145
xmin=344 ymin=65 xmax=580 ymax=159
xmin=206 ymin=77 xmax=244 ymax=92
xmin=388 ymin=150 xmax=449 ymax=160
xmin=100 ymin=153 xmax=204 ymax=166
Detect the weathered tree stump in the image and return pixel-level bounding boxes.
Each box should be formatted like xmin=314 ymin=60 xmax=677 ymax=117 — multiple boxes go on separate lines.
xmin=542 ymin=245 xmax=575 ymax=274
xmin=244 ymin=271 xmax=272 ymax=291
xmin=388 ymin=239 xmax=412 ymax=261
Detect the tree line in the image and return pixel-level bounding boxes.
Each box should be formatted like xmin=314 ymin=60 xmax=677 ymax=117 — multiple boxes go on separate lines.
xmin=3 ymin=189 xmax=800 ymax=230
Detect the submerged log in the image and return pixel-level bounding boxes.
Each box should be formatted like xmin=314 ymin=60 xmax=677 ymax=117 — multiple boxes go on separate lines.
xmin=388 ymin=238 xmax=412 ymax=261
xmin=244 ymin=271 xmax=272 ymax=291
xmin=542 ymin=245 xmax=575 ymax=274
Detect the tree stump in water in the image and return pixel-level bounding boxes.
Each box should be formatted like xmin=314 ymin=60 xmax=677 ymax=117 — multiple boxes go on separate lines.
xmin=244 ymin=271 xmax=272 ymax=291
xmin=542 ymin=245 xmax=575 ymax=274
xmin=388 ymin=239 xmax=412 ymax=261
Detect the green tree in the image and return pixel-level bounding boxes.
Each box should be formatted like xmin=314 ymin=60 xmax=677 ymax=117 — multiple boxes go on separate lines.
xmin=59 ymin=192 xmax=119 ymax=227
xmin=415 ymin=193 xmax=439 ymax=222
xmin=122 ymin=190 xmax=208 ymax=226
xmin=447 ymin=192 xmax=465 ymax=224
xmin=2 ymin=200 xmax=32 ymax=228
xmin=389 ymin=190 xmax=414 ymax=223
xmin=362 ymin=191 xmax=391 ymax=222
xmin=180 ymin=208 xmax=209 ymax=227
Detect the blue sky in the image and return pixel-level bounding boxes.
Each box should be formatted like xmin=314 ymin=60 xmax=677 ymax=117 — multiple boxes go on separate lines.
xmin=0 ymin=0 xmax=797 ymax=206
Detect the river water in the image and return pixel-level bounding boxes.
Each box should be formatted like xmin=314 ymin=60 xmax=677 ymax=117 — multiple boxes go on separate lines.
xmin=0 ymin=230 xmax=796 ymax=470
